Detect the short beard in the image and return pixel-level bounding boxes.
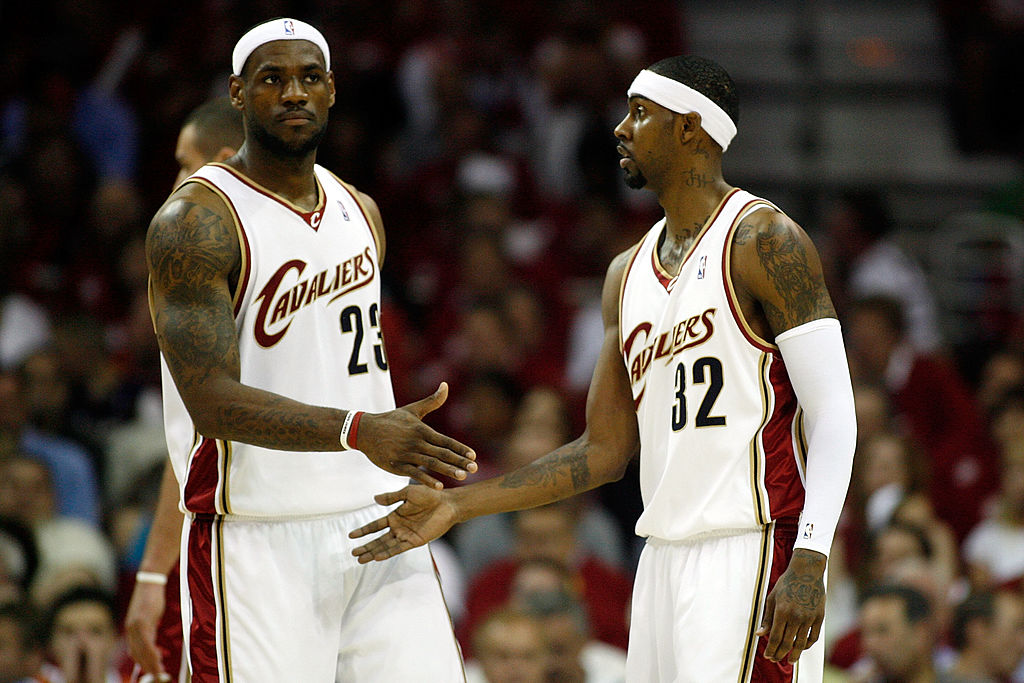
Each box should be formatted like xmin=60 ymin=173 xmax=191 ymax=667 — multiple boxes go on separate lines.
xmin=246 ymin=109 xmax=328 ymax=159
xmin=623 ymin=168 xmax=647 ymax=189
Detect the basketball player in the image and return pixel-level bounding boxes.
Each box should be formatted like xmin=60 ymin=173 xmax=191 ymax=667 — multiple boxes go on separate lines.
xmin=351 ymin=55 xmax=857 ymax=682
xmin=145 ymin=18 xmax=475 ymax=682
xmin=126 ymin=97 xmax=243 ymax=683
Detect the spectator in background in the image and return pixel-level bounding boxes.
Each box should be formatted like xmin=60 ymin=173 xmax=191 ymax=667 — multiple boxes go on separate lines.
xmin=963 ymin=444 xmax=1024 ymax=592
xmin=40 ymin=586 xmax=129 ymax=683
xmin=990 ymin=388 xmax=1024 ymax=453
xmin=0 ymin=516 xmax=39 ymax=606
xmin=0 ymin=456 xmax=116 ymax=610
xmin=465 ymin=607 xmax=548 ymax=683
xmin=821 ymin=190 xmax=944 ymax=353
xmin=0 ymin=293 xmax=50 ymax=373
xmin=519 ymin=588 xmax=627 ymax=683
xmin=848 ymin=295 xmax=1000 ymax=541
xmin=0 ymin=601 xmax=47 ymax=683
xmin=0 ymin=372 xmax=99 ymax=528
xmin=948 ymin=590 xmax=1024 ymax=682
xmin=849 ymin=584 xmax=947 ymax=683
xmin=461 ymin=500 xmax=631 ymax=655
xmin=452 ymin=419 xmax=627 ymax=578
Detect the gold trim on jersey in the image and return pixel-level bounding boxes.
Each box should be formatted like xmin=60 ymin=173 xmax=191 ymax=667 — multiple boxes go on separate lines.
xmin=183 ymin=177 xmax=250 ymax=314
xmin=738 ymin=522 xmax=773 ymax=683
xmin=723 ymin=201 xmax=781 ymax=351
xmin=214 ymin=516 xmax=234 ymax=682
xmin=793 ymin=407 xmax=809 ymax=480
xmin=206 ymin=162 xmax=327 ymax=219
xmin=748 ymin=352 xmax=773 ymax=526
xmin=324 ymin=170 xmax=384 ymax=262
xmin=220 ymin=440 xmax=232 ymax=516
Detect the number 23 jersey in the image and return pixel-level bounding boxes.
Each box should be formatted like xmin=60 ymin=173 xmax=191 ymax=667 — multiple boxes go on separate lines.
xmin=159 ymin=163 xmax=406 ymax=518
xmin=619 ymin=189 xmax=807 ymax=541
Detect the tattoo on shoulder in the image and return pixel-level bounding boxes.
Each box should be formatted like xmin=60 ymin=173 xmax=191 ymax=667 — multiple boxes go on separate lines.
xmin=499 ymin=442 xmax=591 ymax=492
xmin=754 ymin=218 xmax=834 ymax=330
xmin=148 ymin=201 xmax=238 ymax=293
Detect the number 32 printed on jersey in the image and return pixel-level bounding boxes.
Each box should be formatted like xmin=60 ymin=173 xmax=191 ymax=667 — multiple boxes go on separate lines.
xmin=671 ymin=357 xmax=725 ymax=430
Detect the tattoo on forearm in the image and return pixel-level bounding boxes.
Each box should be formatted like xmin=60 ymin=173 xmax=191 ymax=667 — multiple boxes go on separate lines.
xmin=215 ymin=398 xmax=326 ymax=450
xmin=754 ymin=220 xmax=834 ymax=329
xmin=499 ymin=441 xmax=591 ymax=492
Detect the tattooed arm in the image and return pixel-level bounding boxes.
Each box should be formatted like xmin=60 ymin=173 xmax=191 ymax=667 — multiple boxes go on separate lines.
xmin=729 ymin=208 xmax=836 ymax=338
xmin=349 ymin=248 xmax=642 ymax=562
xmin=146 ymin=183 xmax=475 ymax=483
xmin=733 ymin=209 xmax=853 ymax=663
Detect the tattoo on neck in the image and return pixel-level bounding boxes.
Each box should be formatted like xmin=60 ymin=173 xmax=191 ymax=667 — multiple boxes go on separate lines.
xmin=684 ymin=168 xmax=715 ymax=188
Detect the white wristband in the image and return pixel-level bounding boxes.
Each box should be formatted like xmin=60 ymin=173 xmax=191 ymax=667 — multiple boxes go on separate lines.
xmin=135 ymin=571 xmax=168 ymax=586
xmin=339 ymin=410 xmax=363 ymax=450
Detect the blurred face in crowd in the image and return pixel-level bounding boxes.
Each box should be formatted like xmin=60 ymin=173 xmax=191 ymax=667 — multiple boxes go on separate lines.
xmin=539 ymin=613 xmax=586 ymax=683
xmin=0 ymin=614 xmax=40 ymax=683
xmin=0 ymin=458 xmax=54 ymax=525
xmin=174 ymin=123 xmax=209 ymax=188
xmin=49 ymin=600 xmax=119 ymax=682
xmin=515 ymin=506 xmax=577 ymax=568
xmin=860 ymin=595 xmax=930 ymax=679
xmin=475 ymin=614 xmax=547 ymax=683
xmin=984 ymin=593 xmax=1024 ymax=676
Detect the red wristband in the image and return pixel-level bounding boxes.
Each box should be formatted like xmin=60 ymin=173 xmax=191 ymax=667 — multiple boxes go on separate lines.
xmin=346 ymin=411 xmax=364 ymax=449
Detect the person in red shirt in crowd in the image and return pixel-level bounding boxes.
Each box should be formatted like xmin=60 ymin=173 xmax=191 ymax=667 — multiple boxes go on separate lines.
xmin=460 ymin=499 xmax=631 ymax=655
xmin=847 ymin=295 xmax=1000 ymax=542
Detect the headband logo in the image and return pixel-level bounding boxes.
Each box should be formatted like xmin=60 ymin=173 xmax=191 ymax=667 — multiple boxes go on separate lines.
xmin=283 ymin=19 xmax=295 ymax=35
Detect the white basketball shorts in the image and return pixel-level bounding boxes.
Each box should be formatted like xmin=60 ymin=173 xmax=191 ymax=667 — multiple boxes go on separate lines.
xmin=626 ymin=522 xmax=824 ymax=682
xmin=180 ymin=506 xmax=465 ymax=682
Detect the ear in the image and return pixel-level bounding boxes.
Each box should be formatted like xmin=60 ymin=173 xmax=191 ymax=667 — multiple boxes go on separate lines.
xmin=213 ymin=146 xmax=237 ymax=162
xmin=327 ymin=70 xmax=336 ymax=108
xmin=677 ymin=111 xmax=702 ymax=145
xmin=229 ymin=75 xmax=245 ymax=110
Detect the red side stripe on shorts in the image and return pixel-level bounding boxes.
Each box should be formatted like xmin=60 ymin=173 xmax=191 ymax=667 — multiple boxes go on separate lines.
xmin=750 ymin=521 xmax=798 ymax=683
xmin=187 ymin=515 xmax=223 ymax=682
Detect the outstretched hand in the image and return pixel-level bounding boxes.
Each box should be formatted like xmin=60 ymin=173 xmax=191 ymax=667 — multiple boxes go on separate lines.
xmin=357 ymin=382 xmax=476 ymax=489
xmin=349 ymin=485 xmax=457 ymax=563
xmin=756 ymin=548 xmax=826 ymax=664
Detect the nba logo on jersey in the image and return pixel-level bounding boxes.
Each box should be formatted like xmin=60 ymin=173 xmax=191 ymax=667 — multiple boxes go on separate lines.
xmin=283 ymin=19 xmax=295 ymax=35
xmin=697 ymin=254 xmax=707 ymax=280
xmin=336 ymin=201 xmax=350 ymax=221
xmin=803 ymin=522 xmax=814 ymax=540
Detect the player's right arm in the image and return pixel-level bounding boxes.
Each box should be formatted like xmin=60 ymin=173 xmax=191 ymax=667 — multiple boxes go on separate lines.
xmin=146 ymin=183 xmax=475 ymax=485
xmin=349 ymin=248 xmax=641 ymax=562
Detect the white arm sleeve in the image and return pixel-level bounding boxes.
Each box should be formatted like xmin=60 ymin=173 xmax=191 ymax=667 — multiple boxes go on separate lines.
xmin=775 ymin=318 xmax=857 ymax=557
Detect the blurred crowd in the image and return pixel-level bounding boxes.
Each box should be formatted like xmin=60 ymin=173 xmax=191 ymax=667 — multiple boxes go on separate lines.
xmin=1 ymin=2 xmax=1024 ymax=682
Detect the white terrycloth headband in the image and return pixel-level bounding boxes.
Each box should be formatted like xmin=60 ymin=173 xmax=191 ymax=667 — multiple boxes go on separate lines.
xmin=627 ymin=69 xmax=737 ymax=151
xmin=232 ymin=18 xmax=331 ymax=76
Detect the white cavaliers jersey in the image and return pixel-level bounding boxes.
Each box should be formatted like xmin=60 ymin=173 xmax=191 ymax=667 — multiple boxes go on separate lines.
xmin=159 ymin=163 xmax=406 ymax=518
xmin=620 ymin=189 xmax=807 ymax=541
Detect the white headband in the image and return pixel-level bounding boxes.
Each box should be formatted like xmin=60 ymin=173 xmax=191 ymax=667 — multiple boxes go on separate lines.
xmin=232 ymin=18 xmax=331 ymax=76
xmin=627 ymin=69 xmax=737 ymax=151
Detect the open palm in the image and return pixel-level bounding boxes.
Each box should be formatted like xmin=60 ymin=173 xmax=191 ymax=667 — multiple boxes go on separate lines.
xmin=350 ymin=485 xmax=458 ymax=563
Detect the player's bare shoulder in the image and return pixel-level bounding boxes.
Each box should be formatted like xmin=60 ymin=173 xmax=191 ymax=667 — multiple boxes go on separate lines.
xmin=601 ymin=245 xmax=641 ymax=329
xmin=731 ymin=206 xmax=835 ymax=334
xmin=146 ymin=181 xmax=241 ymax=294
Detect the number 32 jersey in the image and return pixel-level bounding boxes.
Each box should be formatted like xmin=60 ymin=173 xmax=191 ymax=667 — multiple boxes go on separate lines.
xmin=619 ymin=189 xmax=807 ymax=542
xmin=159 ymin=163 xmax=406 ymax=519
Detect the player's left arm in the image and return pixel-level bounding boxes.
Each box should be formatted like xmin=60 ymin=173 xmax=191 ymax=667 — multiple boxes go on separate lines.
xmin=732 ymin=208 xmax=857 ymax=663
